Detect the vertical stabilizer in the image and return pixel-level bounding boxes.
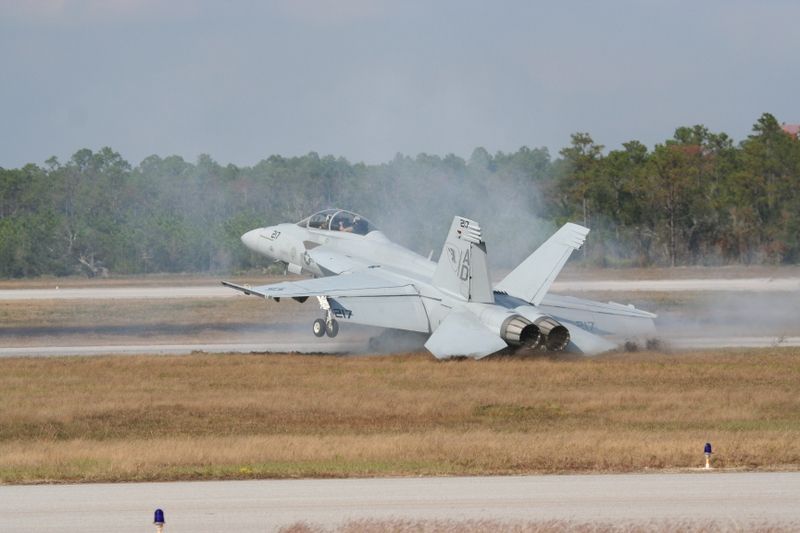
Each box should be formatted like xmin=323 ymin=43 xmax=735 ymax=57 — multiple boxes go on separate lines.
xmin=495 ymin=222 xmax=589 ymax=305
xmin=432 ymin=216 xmax=494 ymax=303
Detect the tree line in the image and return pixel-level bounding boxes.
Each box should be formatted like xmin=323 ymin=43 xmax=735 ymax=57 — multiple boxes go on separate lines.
xmin=0 ymin=112 xmax=798 ymax=278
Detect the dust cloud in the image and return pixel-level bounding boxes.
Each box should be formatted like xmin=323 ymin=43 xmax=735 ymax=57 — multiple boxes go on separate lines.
xmin=349 ymin=151 xmax=556 ymax=272
xmin=654 ymin=291 xmax=800 ymax=341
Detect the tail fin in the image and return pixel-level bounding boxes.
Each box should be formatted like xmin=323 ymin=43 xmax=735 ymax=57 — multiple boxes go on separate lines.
xmin=432 ymin=216 xmax=494 ymax=303
xmin=495 ymin=222 xmax=589 ymax=305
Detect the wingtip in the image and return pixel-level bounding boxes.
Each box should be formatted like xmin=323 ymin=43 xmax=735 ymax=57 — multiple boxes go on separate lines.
xmin=560 ymin=223 xmax=590 ymax=250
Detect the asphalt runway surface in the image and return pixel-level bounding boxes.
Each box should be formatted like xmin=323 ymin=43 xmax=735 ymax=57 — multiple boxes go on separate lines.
xmin=0 ymin=342 xmax=364 ymax=357
xmin=0 ymin=277 xmax=798 ymax=300
xmin=1 ymin=277 xmax=798 ymax=357
xmin=1 ymin=336 xmax=799 ymax=358
xmin=1 ymin=473 xmax=798 ymax=532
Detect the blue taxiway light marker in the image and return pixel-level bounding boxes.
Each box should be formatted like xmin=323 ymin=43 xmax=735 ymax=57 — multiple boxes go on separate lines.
xmin=704 ymin=442 xmax=713 ymax=469
xmin=154 ymin=508 xmax=165 ymax=525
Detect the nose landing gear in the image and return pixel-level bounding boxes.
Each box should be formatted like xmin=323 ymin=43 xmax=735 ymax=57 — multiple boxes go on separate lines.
xmin=312 ymin=296 xmax=339 ymax=338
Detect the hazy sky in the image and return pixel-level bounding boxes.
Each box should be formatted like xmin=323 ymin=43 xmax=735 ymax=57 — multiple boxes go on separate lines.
xmin=1 ymin=0 xmax=798 ymax=168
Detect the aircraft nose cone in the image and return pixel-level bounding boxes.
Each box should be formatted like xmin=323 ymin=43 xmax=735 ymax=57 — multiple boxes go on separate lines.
xmin=241 ymin=229 xmax=261 ymax=252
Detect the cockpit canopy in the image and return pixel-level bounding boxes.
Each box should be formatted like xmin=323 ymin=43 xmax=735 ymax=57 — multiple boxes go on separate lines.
xmin=296 ymin=209 xmax=377 ymax=235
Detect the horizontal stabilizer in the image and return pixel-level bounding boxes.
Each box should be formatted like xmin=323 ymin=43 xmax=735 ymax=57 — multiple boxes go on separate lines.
xmin=495 ymin=223 xmax=589 ymax=305
xmin=541 ymin=293 xmax=657 ymax=319
xmin=424 ymin=311 xmax=507 ymax=359
xmin=566 ymin=325 xmax=618 ymax=355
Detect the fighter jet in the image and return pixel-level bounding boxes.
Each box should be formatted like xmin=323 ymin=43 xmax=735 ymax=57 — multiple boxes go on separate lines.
xmin=223 ymin=209 xmax=655 ymax=359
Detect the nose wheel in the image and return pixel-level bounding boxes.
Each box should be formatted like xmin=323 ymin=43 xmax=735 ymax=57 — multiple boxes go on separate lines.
xmin=312 ymin=317 xmax=339 ymax=338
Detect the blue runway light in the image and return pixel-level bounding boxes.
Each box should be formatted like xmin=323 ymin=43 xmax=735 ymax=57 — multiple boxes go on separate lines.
xmin=704 ymin=442 xmax=712 ymax=455
xmin=154 ymin=508 xmax=165 ymax=525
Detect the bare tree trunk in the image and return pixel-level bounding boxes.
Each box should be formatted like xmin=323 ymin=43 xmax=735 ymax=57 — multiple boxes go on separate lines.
xmin=670 ymin=207 xmax=675 ymax=267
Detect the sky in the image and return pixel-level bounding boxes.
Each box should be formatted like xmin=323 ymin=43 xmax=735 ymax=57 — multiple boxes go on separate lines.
xmin=1 ymin=0 xmax=799 ymax=168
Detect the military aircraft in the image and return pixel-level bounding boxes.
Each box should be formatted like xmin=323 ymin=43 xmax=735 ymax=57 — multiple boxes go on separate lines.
xmin=223 ymin=209 xmax=656 ymax=359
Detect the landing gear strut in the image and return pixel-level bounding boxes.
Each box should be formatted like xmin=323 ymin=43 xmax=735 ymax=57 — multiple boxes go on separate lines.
xmin=313 ymin=296 xmax=339 ymax=338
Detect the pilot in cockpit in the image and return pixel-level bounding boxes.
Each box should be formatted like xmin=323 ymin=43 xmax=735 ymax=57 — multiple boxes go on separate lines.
xmin=352 ymin=216 xmax=367 ymax=235
xmin=338 ymin=219 xmax=353 ymax=232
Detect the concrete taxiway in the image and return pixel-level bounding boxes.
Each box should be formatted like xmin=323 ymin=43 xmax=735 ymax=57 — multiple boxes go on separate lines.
xmin=1 ymin=473 xmax=798 ymax=532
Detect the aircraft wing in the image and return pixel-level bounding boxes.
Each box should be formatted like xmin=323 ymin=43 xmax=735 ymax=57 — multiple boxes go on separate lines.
xmin=222 ymin=269 xmax=419 ymax=299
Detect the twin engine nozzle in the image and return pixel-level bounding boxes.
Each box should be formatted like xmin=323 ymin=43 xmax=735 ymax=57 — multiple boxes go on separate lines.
xmin=474 ymin=306 xmax=570 ymax=352
xmin=500 ymin=314 xmax=570 ymax=352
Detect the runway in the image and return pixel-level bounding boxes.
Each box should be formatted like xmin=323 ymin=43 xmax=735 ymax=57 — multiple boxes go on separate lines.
xmin=0 ymin=276 xmax=797 ymax=300
xmin=1 ymin=277 xmax=798 ymax=357
xmin=0 ymin=342 xmax=364 ymax=357
xmin=1 ymin=472 xmax=797 ymax=531
xmin=0 ymin=286 xmax=235 ymax=300
xmin=0 ymin=336 xmax=799 ymax=357
xmin=670 ymin=336 xmax=800 ymax=349
xmin=556 ymin=277 xmax=800 ymax=292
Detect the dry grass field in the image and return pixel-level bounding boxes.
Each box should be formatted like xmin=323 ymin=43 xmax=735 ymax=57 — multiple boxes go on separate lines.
xmin=1 ymin=348 xmax=799 ymax=484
